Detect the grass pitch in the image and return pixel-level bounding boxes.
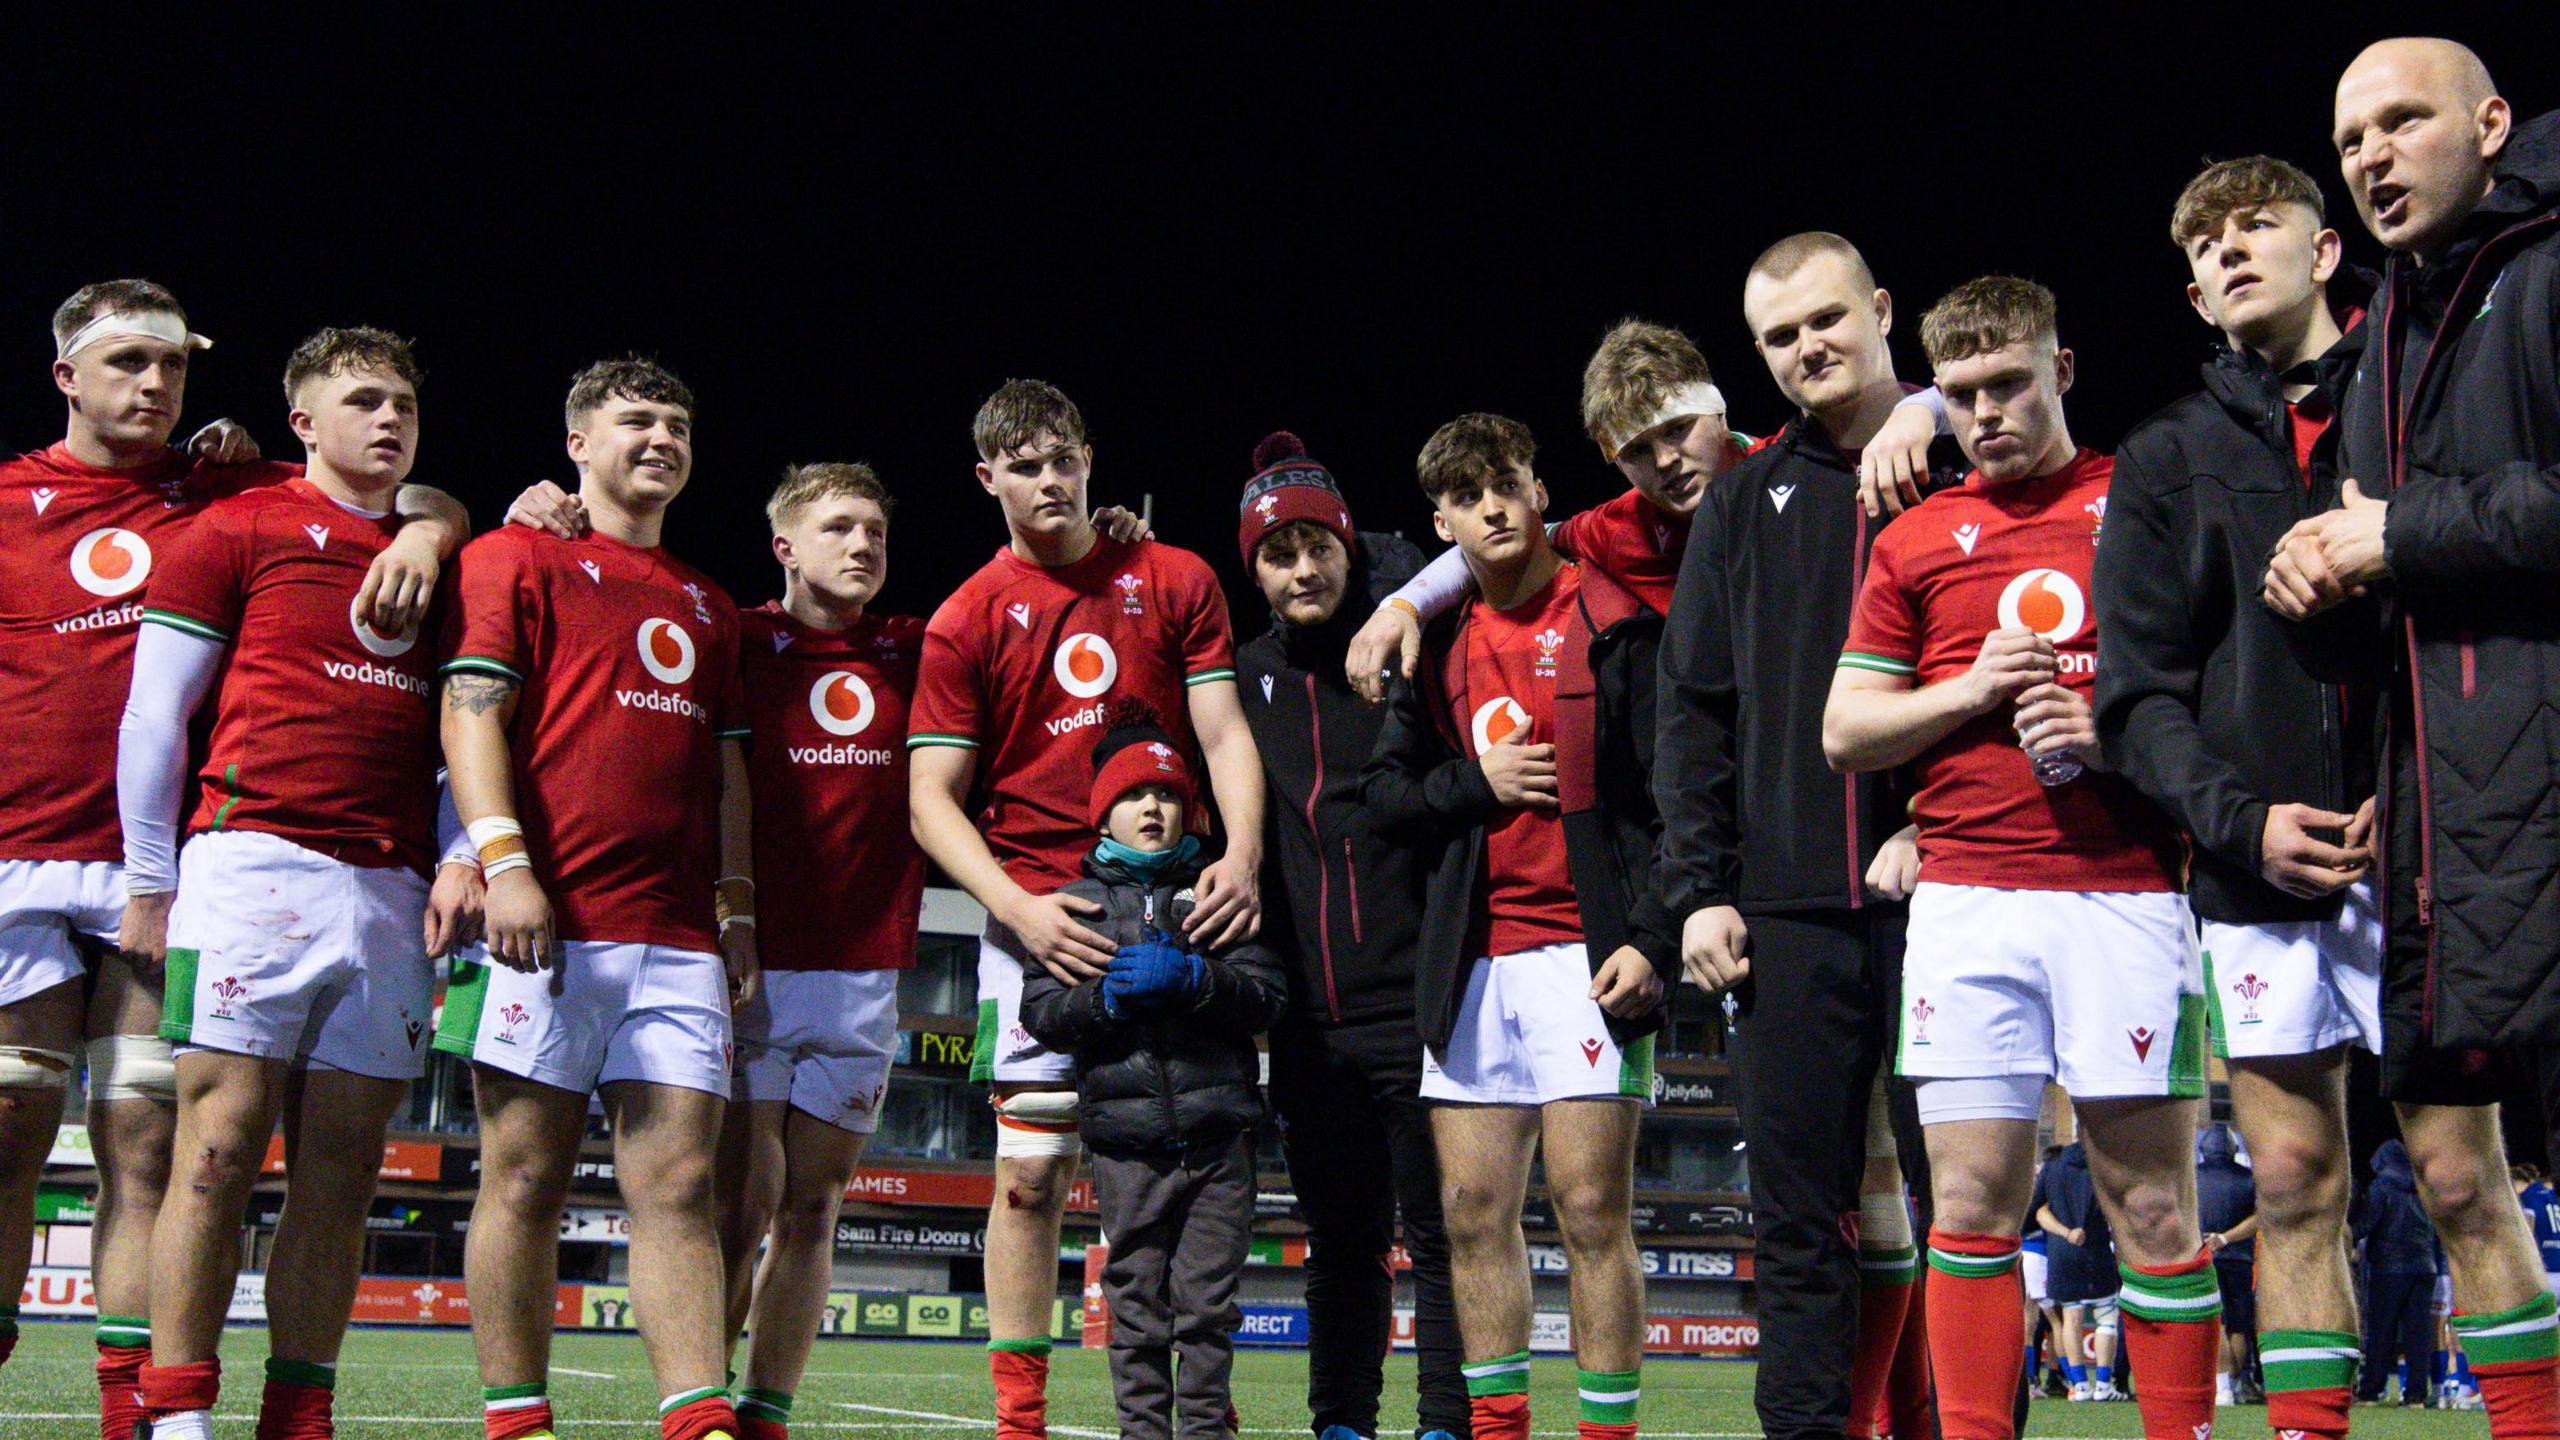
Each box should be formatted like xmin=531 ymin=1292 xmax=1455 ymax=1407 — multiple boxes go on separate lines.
xmin=1 ymin=1321 xmax=2491 ymax=1437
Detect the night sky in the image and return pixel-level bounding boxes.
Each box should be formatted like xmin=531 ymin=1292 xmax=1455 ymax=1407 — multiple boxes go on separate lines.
xmin=10 ymin=11 xmax=2546 ymax=628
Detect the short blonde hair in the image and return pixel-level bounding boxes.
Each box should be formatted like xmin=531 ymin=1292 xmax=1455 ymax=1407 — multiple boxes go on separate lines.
xmin=2170 ymin=156 xmax=2326 ymax=248
xmin=972 ymin=379 xmax=1087 ymax=461
xmin=1919 ymin=276 xmax=2058 ymax=368
xmin=1581 ymin=319 xmax=1714 ymax=450
xmin=1747 ymin=232 xmax=1876 ymax=291
xmin=1416 ymin=413 xmax=1535 ymax=502
xmin=766 ymin=461 xmax=892 ymax=532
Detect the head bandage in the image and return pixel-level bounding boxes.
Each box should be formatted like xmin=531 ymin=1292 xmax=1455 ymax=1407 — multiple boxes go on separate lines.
xmin=56 ymin=310 xmax=213 ymax=363
xmin=1604 ymin=381 xmax=1726 ymax=460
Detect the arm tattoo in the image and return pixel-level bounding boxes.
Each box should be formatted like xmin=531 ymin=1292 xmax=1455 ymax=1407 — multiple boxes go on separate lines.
xmin=443 ymin=673 xmax=519 ymax=716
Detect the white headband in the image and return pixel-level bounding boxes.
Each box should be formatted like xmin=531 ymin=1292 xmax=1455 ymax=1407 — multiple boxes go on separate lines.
xmin=56 ymin=310 xmax=212 ymax=362
xmin=1605 ymin=380 xmax=1726 ymax=459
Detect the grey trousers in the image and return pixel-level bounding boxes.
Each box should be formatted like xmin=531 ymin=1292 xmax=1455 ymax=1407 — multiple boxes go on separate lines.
xmin=1092 ymin=1134 xmax=1255 ymax=1440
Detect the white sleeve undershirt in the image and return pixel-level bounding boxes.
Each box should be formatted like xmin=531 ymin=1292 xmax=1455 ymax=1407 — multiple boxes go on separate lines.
xmin=117 ymin=623 xmax=227 ymax=895
xmin=435 ymin=770 xmax=478 ymax=870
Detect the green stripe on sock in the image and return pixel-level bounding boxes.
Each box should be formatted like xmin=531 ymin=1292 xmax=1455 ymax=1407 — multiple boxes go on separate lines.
xmin=1463 ymin=1349 xmax=1532 ymax=1398
xmin=265 ymin=1358 xmax=336 ymax=1390
xmin=2116 ymin=1260 xmax=2223 ymax=1321
xmin=986 ymin=1337 xmax=1052 ymax=1355
xmin=2261 ymin=1329 xmax=2361 ymax=1392
xmin=736 ymin=1387 xmax=794 ymax=1420
xmin=2452 ymin=1291 xmax=2560 ymax=1366
xmin=658 ymin=1385 xmax=727 ymax=1415
xmin=483 ymin=1382 xmax=548 ymax=1405
xmin=1861 ymin=1243 xmax=1921 ymax=1288
xmin=1578 ymin=1367 xmax=1640 ymax=1424
xmin=95 ymin=1315 xmax=148 ymax=1348
xmin=1926 ymin=1245 xmax=2018 ymax=1279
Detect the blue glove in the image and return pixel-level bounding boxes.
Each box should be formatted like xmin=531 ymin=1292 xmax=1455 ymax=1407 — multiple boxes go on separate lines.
xmin=1106 ymin=929 xmax=1203 ymax=1016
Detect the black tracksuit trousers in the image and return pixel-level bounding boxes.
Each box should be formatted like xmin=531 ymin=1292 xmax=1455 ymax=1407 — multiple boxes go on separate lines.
xmin=1730 ymin=907 xmax=1910 ymax=1440
xmin=1270 ymin=1015 xmax=1469 ymax=1437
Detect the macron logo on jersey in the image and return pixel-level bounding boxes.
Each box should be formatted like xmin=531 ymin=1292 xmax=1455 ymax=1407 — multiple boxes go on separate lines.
xmin=578 ymin=560 xmax=602 ymax=585
xmin=771 ymin=631 xmax=794 ymax=653
xmin=303 ymin=523 xmax=330 ymax=550
xmin=70 ymin=528 xmax=151 ymax=598
xmin=30 ymin=487 xmax=58 ymax=515
xmin=1053 ymin=633 xmax=1118 ymax=699
xmin=1006 ymin=601 xmax=1031 ymax=629
xmin=1952 ymin=523 xmax=1982 ymax=555
xmin=1767 ymin=484 xmax=1795 ymax=514
xmin=636 ymin=618 xmax=697 ymax=684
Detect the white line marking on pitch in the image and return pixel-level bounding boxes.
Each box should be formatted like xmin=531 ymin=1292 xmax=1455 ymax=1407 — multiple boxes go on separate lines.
xmin=834 ymin=1400 xmax=1113 ymax=1436
xmin=549 ymin=1365 xmax=619 ymax=1378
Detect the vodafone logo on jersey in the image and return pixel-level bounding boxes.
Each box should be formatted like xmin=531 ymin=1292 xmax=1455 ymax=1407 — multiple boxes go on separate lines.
xmin=69 ymin=528 xmax=152 ymax=598
xmin=1052 ymin=633 xmax=1118 ymax=699
xmin=1996 ymin=569 xmax=2087 ymax=643
xmin=1470 ymin=696 xmax=1532 ymax=754
xmin=809 ymin=670 xmax=877 ymax=736
xmin=637 ymin=618 xmax=697 ymax=684
xmin=349 ymin=596 xmax=418 ymax=658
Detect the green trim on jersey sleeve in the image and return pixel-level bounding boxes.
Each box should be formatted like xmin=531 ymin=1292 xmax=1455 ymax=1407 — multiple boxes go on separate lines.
xmin=439 ymin=656 xmax=524 ymax=682
xmin=210 ymin=764 xmax=245 ymax=830
xmin=1184 ymin=667 xmax=1238 ymax=687
xmin=141 ymin=609 xmax=229 ymax=644
xmin=1837 ymin=651 xmax=1918 ymax=676
xmin=907 ymin=732 xmax=980 ymax=751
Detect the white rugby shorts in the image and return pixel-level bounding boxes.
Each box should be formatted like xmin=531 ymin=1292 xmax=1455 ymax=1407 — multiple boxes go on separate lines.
xmin=972 ymin=923 xmax=1075 ymax=1086
xmin=2201 ymin=881 xmax=2383 ymax=1060
xmin=1420 ymin=942 xmax=1656 ymax=1107
xmin=435 ymin=939 xmax=731 ymax=1098
xmin=161 ymin=830 xmax=433 ymax=1080
xmin=1897 ymin=883 xmax=2206 ymax=1102
xmin=735 ymin=968 xmax=898 ymax=1133
xmin=0 ymin=858 xmax=123 ymax=1008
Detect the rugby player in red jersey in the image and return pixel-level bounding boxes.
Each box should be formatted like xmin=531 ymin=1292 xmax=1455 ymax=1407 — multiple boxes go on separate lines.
xmin=1359 ymin=412 xmax=1681 ymax=1440
xmin=115 ymin=327 xmax=472 ymax=1440
xmin=434 ymin=359 xmax=753 ymax=1440
xmin=1823 ymin=278 xmax=2219 ymax=1440
xmin=905 ymin=380 xmax=1263 ymax=1439
xmin=713 ymin=463 xmax=924 ymax=1440
xmin=0 ymin=282 xmax=463 ymax=1440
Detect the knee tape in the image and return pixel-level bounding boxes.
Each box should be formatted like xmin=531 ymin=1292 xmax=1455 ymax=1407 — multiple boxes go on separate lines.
xmin=1864 ymin=1073 xmax=1900 ymax=1160
xmin=1860 ymin=1189 xmax=1914 ymax=1252
xmin=994 ymin=1090 xmax=1081 ymax=1159
xmin=0 ymin=1045 xmax=76 ymax=1090
xmin=86 ymin=1034 xmax=177 ymax=1103
xmin=2092 ymin=1297 xmax=2120 ymax=1334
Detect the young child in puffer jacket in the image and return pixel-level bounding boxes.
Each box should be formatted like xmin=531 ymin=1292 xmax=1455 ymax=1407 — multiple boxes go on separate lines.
xmin=1019 ymin=705 xmax=1287 ymax=1440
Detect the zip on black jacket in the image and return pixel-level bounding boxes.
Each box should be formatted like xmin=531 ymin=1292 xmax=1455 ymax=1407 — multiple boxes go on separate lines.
xmin=1652 ymin=416 xmax=1955 ymax=919
xmin=2304 ymin=107 xmax=2560 ymax=1052
xmin=2095 ymin=299 xmax=2380 ymax=927
xmin=1357 ymin=562 xmax=1681 ymax=1055
xmin=1017 ymin=848 xmax=1289 ymax=1156
xmin=1236 ymin=531 xmax=1430 ymax=1027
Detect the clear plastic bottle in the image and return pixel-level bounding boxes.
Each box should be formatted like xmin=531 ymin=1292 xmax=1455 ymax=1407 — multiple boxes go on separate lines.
xmin=2027 ymin=742 xmax=2083 ymax=787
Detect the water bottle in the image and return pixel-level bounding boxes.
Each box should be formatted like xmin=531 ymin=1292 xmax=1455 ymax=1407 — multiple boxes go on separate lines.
xmin=2027 ymin=742 xmax=2083 ymax=787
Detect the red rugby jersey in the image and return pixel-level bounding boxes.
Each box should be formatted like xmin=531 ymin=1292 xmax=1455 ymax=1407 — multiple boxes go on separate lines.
xmin=0 ymin=445 xmax=292 ymax=860
xmin=442 ymin=527 xmax=747 ymax=952
xmin=1449 ymin=563 xmax=1586 ymax=957
xmin=142 ymin=479 xmax=444 ymax=872
xmin=1553 ymin=489 xmax=1686 ymax=615
xmin=908 ymin=536 xmax=1234 ymax=895
xmin=1842 ymin=449 xmax=2179 ymax=892
xmin=740 ymin=602 xmax=925 ymax=972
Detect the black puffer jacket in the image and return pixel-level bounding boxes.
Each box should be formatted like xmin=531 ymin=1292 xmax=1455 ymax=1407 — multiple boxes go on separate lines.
xmin=1236 ymin=531 xmax=1431 ymax=1026
xmin=1017 ymin=849 xmax=1288 ymax=1155
xmin=2318 ymin=108 xmax=2560 ymax=1050
xmin=2096 ymin=293 xmax=2379 ymax=925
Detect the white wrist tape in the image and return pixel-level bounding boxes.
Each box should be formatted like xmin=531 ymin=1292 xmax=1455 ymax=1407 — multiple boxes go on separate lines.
xmin=465 ymin=817 xmax=524 ymax=848
xmin=57 ymin=309 xmax=213 ymax=362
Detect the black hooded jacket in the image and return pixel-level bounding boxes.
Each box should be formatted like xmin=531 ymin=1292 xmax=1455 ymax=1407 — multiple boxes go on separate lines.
xmin=2095 ymin=284 xmax=2380 ymax=925
xmin=1018 ymin=848 xmax=1289 ymax=1156
xmin=1235 ymin=531 xmax=1431 ymax=1026
xmin=2305 ymin=108 xmax=2560 ymax=1050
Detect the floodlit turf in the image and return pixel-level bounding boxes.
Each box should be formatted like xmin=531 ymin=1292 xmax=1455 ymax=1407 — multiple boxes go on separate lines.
xmin=0 ymin=1321 xmax=2494 ymax=1437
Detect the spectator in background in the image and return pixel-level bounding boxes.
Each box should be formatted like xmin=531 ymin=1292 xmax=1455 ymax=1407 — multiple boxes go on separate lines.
xmin=2034 ymin=1142 xmax=2123 ymax=1402
xmin=2356 ymin=1140 xmax=2444 ymax=1404
xmin=2197 ymin=1125 xmax=2263 ymax=1404
xmin=2518 ymin=1165 xmax=2560 ymax=1301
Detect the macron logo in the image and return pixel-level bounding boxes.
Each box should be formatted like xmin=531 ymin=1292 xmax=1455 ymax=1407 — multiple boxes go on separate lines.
xmin=1006 ymin=602 xmax=1031 ymax=629
xmin=304 ymin=523 xmax=331 ymax=550
xmin=1952 ymin=523 xmax=1982 ymax=555
xmin=1260 ymin=674 xmax=1274 ymax=704
xmin=771 ymin=631 xmax=793 ymax=652
xmin=578 ymin=560 xmax=602 ymax=584
xmin=1767 ymin=484 xmax=1796 ymax=513
xmin=30 ymin=487 xmax=58 ymax=515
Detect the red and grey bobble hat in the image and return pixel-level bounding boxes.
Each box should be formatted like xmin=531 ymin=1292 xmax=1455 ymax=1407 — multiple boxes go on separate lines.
xmin=1237 ymin=430 xmax=1356 ymax=569
xmin=1089 ymin=702 xmax=1199 ymax=832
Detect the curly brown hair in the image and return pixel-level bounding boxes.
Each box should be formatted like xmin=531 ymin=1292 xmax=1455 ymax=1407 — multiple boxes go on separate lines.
xmin=283 ymin=327 xmax=423 ymax=405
